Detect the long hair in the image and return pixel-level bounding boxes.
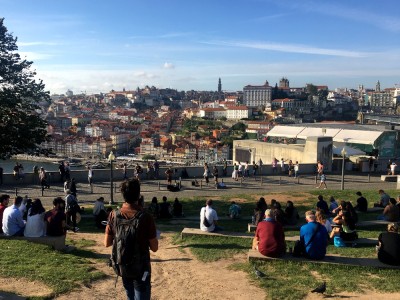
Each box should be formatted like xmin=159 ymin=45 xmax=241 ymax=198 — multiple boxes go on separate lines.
xmin=29 ymin=199 xmax=45 ymax=216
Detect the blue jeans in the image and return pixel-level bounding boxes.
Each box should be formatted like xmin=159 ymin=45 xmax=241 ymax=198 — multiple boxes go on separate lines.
xmin=377 ymin=215 xmax=388 ymax=221
xmin=122 ymin=275 xmax=151 ymax=300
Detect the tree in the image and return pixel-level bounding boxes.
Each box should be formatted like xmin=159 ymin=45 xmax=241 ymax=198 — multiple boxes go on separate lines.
xmin=0 ymin=18 xmax=50 ymax=158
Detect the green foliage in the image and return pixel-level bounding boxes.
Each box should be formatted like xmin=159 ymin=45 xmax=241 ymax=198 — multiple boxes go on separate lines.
xmin=0 ymin=240 xmax=105 ymax=296
xmin=231 ymin=122 xmax=246 ymax=132
xmin=0 ymin=18 xmax=50 ymax=159
xmin=306 ymin=83 xmax=318 ymax=96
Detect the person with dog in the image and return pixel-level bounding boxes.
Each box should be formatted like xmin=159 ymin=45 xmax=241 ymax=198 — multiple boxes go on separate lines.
xmin=104 ymin=178 xmax=158 ymax=300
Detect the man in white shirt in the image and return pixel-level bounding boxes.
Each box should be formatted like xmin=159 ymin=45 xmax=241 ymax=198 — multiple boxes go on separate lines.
xmin=200 ymin=199 xmax=222 ymax=232
xmin=2 ymin=196 xmax=25 ymax=236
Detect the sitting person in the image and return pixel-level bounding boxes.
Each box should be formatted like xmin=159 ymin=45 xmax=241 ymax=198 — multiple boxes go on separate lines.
xmin=45 ymin=197 xmax=67 ymax=237
xmin=316 ymin=195 xmax=330 ymax=216
xmin=379 ymin=198 xmax=400 ymax=222
xmin=159 ymin=196 xmax=172 ymax=219
xmin=377 ymin=223 xmax=400 ymax=266
xmin=315 ymin=210 xmax=332 ymax=234
xmin=354 ymin=191 xmax=368 ymax=212
xmin=284 ymin=201 xmax=299 ymax=225
xmin=24 ymin=199 xmax=46 ymax=237
xmin=253 ymin=197 xmax=268 ymax=226
xmin=273 ymin=202 xmax=285 ymax=225
xmin=172 ymin=197 xmax=183 ymax=217
xmin=147 ymin=197 xmax=160 ymax=219
xmin=329 ymin=196 xmax=339 ymax=216
xmin=228 ymin=201 xmax=241 ymax=219
xmin=331 ymin=200 xmax=347 ymax=219
xmin=252 ymin=209 xmax=286 ymax=258
xmin=374 ymin=189 xmax=391 ymax=208
xmin=299 ymin=211 xmax=328 ymax=260
xmin=200 ymin=199 xmax=221 ymax=232
xmin=2 ymin=196 xmax=25 ymax=236
xmin=330 ymin=210 xmax=358 ymax=241
xmin=0 ymin=194 xmax=10 ymax=234
xmin=93 ymin=197 xmax=108 ymax=228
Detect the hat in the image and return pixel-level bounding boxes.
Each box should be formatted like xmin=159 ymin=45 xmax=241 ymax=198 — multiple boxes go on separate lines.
xmin=305 ymin=210 xmax=315 ymax=217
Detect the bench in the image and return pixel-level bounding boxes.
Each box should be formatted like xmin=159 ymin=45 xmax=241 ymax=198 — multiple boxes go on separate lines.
xmin=181 ymin=228 xmax=254 ymax=239
xmin=0 ymin=234 xmax=66 ymax=251
xmin=365 ymin=207 xmax=384 ymax=213
xmin=356 ymin=220 xmax=395 ymax=227
xmin=248 ymin=223 xmax=301 ymax=232
xmin=247 ymin=249 xmax=400 ymax=269
xmin=284 ymin=235 xmax=378 ymax=245
xmin=380 ymin=175 xmax=399 ymax=182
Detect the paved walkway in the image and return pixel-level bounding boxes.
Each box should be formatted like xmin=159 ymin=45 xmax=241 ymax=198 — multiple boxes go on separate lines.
xmin=0 ymin=172 xmax=397 ymax=208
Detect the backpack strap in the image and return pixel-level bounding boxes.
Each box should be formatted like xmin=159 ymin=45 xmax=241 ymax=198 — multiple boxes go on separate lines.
xmin=305 ymin=223 xmax=321 ymax=248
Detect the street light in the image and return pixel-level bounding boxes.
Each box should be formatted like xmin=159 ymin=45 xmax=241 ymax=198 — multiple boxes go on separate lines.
xmin=108 ymin=151 xmax=116 ymax=204
xmin=340 ymin=147 xmax=347 ymax=190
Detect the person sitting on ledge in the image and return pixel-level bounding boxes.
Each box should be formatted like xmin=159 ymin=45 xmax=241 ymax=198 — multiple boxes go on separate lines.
xmin=299 ymin=210 xmax=328 ymax=260
xmin=45 ymin=197 xmax=68 ymax=237
xmin=24 ymin=199 xmax=46 ymax=237
xmin=377 ymin=223 xmax=400 ymax=266
xmin=252 ymin=197 xmax=268 ymax=226
xmin=252 ymin=209 xmax=286 ymax=258
xmin=354 ymin=191 xmax=368 ymax=212
xmin=159 ymin=196 xmax=172 ymax=219
xmin=2 ymin=196 xmax=25 ymax=236
xmin=200 ymin=199 xmax=222 ymax=232
xmin=93 ymin=197 xmax=108 ymax=228
xmin=379 ymin=198 xmax=400 ymax=222
xmin=228 ymin=201 xmax=241 ymax=219
xmin=172 ymin=197 xmax=183 ymax=217
xmin=374 ymin=189 xmax=390 ymax=208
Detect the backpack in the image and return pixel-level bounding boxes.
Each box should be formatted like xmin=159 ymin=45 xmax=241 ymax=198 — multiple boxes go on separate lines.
xmin=110 ymin=209 xmax=149 ymax=281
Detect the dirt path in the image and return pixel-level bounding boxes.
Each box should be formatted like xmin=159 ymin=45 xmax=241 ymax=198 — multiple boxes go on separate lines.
xmin=54 ymin=232 xmax=265 ymax=300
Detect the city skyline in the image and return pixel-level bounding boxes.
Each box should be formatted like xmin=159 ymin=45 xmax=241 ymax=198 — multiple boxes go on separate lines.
xmin=2 ymin=0 xmax=400 ymax=94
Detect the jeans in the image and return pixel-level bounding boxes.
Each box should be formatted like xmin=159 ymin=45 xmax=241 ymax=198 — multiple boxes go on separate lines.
xmin=122 ymin=275 xmax=151 ymax=300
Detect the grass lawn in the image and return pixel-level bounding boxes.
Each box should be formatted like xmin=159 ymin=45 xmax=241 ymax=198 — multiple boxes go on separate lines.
xmin=0 ymin=239 xmax=105 ymax=299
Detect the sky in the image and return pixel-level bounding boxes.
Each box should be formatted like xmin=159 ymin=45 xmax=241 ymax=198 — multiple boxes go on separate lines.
xmin=2 ymin=0 xmax=400 ymax=95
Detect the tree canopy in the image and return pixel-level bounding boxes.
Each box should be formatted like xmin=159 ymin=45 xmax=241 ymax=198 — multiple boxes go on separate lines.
xmin=0 ymin=18 xmax=50 ymax=159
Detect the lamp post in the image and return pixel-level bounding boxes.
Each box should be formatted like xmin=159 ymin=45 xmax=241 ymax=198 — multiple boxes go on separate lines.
xmin=108 ymin=151 xmax=116 ymax=205
xmin=340 ymin=147 xmax=347 ymax=190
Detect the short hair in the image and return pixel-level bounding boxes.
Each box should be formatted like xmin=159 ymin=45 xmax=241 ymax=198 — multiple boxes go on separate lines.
xmin=305 ymin=210 xmax=316 ymax=221
xmin=206 ymin=199 xmax=213 ymax=206
xmin=120 ymin=178 xmax=141 ymax=204
xmin=14 ymin=196 xmax=23 ymax=206
xmin=162 ymin=196 xmax=167 ymax=202
xmin=0 ymin=194 xmax=10 ymax=203
xmin=378 ymin=189 xmax=384 ymax=193
xmin=356 ymin=191 xmax=362 ymax=196
xmin=389 ymin=198 xmax=396 ymax=205
xmin=264 ymin=209 xmax=273 ymax=218
xmin=318 ymin=195 xmax=323 ymax=201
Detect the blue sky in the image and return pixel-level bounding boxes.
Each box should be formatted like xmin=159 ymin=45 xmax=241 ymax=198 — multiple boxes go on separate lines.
xmin=2 ymin=0 xmax=400 ymax=94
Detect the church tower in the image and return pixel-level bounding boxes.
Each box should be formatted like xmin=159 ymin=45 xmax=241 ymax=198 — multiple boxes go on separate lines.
xmin=376 ymin=80 xmax=381 ymax=92
xmin=218 ymin=78 xmax=222 ymax=93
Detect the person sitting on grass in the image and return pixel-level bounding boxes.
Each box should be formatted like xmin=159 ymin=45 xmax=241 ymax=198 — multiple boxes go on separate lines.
xmin=316 ymin=195 xmax=330 ymax=216
xmin=354 ymin=191 xmax=368 ymax=212
xmin=93 ymin=197 xmax=108 ymax=228
xmin=377 ymin=223 xmax=400 ymax=266
xmin=0 ymin=194 xmax=10 ymax=234
xmin=24 ymin=199 xmax=46 ymax=237
xmin=253 ymin=197 xmax=268 ymax=226
xmin=315 ymin=210 xmax=332 ymax=234
xmin=200 ymin=199 xmax=222 ymax=232
xmin=45 ymin=197 xmax=68 ymax=237
xmin=329 ymin=196 xmax=339 ymax=216
xmin=159 ymin=196 xmax=172 ymax=219
xmin=252 ymin=209 xmax=286 ymax=258
xmin=374 ymin=189 xmax=391 ymax=208
xmin=228 ymin=201 xmax=241 ymax=219
xmin=330 ymin=209 xmax=358 ymax=241
xmin=148 ymin=197 xmax=160 ymax=219
xmin=284 ymin=201 xmax=299 ymax=226
xmin=2 ymin=196 xmax=25 ymax=236
xmin=379 ymin=198 xmax=400 ymax=222
xmin=299 ymin=210 xmax=328 ymax=260
xmin=172 ymin=197 xmax=183 ymax=217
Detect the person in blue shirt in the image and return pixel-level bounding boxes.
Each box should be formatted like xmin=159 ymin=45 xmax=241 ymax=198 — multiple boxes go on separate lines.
xmin=300 ymin=210 xmax=328 ymax=260
xmin=2 ymin=196 xmax=25 ymax=236
xmin=316 ymin=195 xmax=330 ymax=215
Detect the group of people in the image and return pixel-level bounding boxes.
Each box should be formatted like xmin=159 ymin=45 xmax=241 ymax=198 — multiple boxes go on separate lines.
xmin=0 ymin=193 xmax=80 ymax=238
xmin=147 ymin=196 xmax=184 ymax=219
xmin=231 ymin=161 xmax=261 ymax=181
xmin=272 ymin=158 xmax=300 ymax=178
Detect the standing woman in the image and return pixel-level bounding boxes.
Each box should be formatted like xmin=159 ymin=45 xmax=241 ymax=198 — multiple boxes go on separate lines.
xmin=39 ymin=167 xmax=50 ymax=190
xmin=232 ymin=163 xmax=238 ymax=181
xmin=165 ymin=167 xmax=173 ymax=185
xmin=203 ymin=163 xmax=210 ymax=185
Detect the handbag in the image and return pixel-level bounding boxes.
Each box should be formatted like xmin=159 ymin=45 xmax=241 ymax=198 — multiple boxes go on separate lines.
xmin=202 ymin=208 xmax=211 ymax=227
xmin=292 ymin=223 xmax=321 ymax=257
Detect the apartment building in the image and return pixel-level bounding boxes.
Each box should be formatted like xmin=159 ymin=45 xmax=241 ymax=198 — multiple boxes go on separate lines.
xmin=243 ymin=81 xmax=272 ymax=108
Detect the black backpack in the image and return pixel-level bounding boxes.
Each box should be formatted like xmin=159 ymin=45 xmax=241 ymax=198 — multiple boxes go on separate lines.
xmin=110 ymin=209 xmax=149 ymax=281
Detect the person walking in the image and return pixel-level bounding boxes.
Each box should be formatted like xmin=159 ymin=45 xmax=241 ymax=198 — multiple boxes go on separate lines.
xmin=104 ymin=178 xmax=158 ymax=300
xmin=203 ymin=163 xmax=210 ymax=185
xmin=316 ymin=173 xmax=327 ymax=189
xmin=39 ymin=167 xmax=50 ymax=191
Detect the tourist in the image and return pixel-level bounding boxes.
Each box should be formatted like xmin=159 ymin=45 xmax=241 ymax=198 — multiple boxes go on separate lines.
xmin=284 ymin=201 xmax=299 ymax=226
xmin=228 ymin=201 xmax=241 ymax=219
xmin=87 ymin=166 xmax=94 ymax=186
xmin=294 ymin=161 xmax=300 ymax=178
xmin=280 ymin=158 xmax=285 ymax=174
xmin=39 ymin=167 xmax=50 ymax=191
xmin=273 ymin=202 xmax=285 ymax=225
xmin=93 ymin=197 xmax=108 ymax=228
xmin=252 ymin=209 xmax=286 ymax=258
xmin=64 ymin=162 xmax=71 ymax=180
xmin=317 ymin=160 xmax=324 ymax=176
xmin=271 ymin=157 xmax=278 ymax=174
xmin=374 ymin=189 xmax=390 ymax=208
xmin=377 ymin=223 xmax=400 ymax=266
xmin=165 ymin=167 xmax=173 ymax=185
xmin=159 ymin=196 xmax=172 ymax=219
xmin=58 ymin=161 xmax=65 ymax=183
xmin=253 ymin=197 xmax=268 ymax=226
xmin=244 ymin=161 xmax=250 ymax=177
xmin=231 ymin=163 xmax=238 ymax=181
xmin=330 ymin=209 xmax=358 ymax=241
xmin=154 ymin=159 xmax=160 ymax=179
xmin=315 ymin=210 xmax=332 ymax=234
xmin=329 ymin=196 xmax=339 ymax=215
xmin=379 ymin=198 xmax=400 ymax=222
xmin=238 ymin=162 xmax=243 ymax=178
xmin=2 ymin=196 xmax=25 ymax=236
xmin=45 ymin=197 xmax=68 ymax=237
xmin=252 ymin=160 xmax=258 ymax=176
xmin=65 ymin=189 xmax=79 ymax=232
xmin=122 ymin=163 xmax=128 ymax=180
xmin=172 ymin=198 xmax=183 ymax=217
xmin=288 ymin=160 xmax=294 ymax=177
xmin=316 ymin=173 xmax=327 ymax=189
xmin=200 ymin=199 xmax=222 ymax=232
xmin=316 ymin=195 xmax=330 ymax=215
xmin=355 ymin=191 xmax=368 ymax=212
xmin=390 ymin=161 xmax=397 ymax=175
xmin=0 ymin=194 xmax=10 ymax=234
xmin=212 ymin=165 xmax=219 ymax=185
xmin=24 ymin=199 xmax=46 ymax=237
xmin=298 ymin=211 xmax=328 ymax=260
xmin=104 ymin=178 xmax=158 ymax=300
xmin=222 ymin=159 xmax=228 ymax=176
xmin=147 ymin=197 xmax=160 ymax=219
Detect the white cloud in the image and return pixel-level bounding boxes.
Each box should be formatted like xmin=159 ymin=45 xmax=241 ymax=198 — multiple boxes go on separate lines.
xmin=163 ymin=62 xmax=175 ymax=69
xmin=18 ymin=41 xmax=60 ymax=47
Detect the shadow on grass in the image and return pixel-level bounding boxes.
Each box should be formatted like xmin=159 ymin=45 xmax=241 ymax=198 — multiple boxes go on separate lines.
xmin=68 ymin=248 xmax=110 ymax=260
